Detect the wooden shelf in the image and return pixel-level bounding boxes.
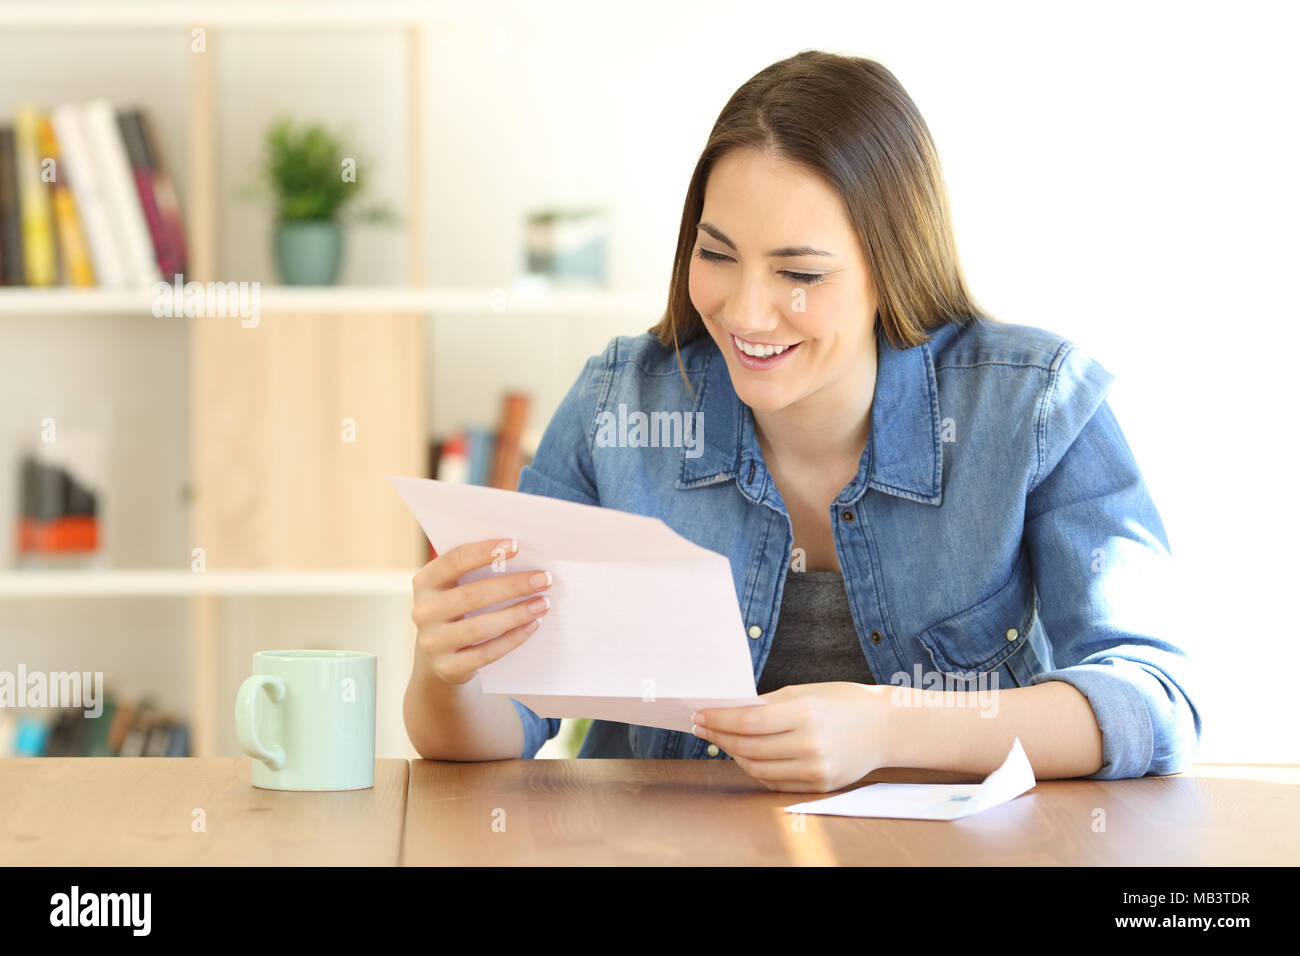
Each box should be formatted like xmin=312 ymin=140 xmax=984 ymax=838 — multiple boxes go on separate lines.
xmin=0 ymin=286 xmax=665 ymax=317
xmin=0 ymin=2 xmax=441 ymax=28
xmin=0 ymin=569 xmax=414 ymax=597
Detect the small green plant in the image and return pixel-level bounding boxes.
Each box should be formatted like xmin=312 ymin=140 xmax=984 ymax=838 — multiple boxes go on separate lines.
xmin=239 ymin=117 xmax=400 ymax=225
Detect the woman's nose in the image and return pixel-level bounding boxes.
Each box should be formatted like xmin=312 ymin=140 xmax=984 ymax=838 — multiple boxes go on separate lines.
xmin=727 ymin=277 xmax=783 ymax=332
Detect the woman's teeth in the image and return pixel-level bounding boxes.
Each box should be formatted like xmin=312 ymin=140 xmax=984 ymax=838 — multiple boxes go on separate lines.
xmin=733 ymin=335 xmax=794 ymax=358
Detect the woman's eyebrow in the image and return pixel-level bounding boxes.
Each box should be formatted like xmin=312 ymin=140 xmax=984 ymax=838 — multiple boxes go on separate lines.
xmin=697 ymin=221 xmax=833 ymax=258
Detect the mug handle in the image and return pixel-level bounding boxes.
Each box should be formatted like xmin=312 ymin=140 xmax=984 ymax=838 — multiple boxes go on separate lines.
xmin=235 ymin=675 xmax=286 ymax=770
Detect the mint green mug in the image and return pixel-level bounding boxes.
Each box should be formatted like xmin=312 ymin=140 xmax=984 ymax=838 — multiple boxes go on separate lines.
xmin=235 ymin=650 xmax=376 ymax=791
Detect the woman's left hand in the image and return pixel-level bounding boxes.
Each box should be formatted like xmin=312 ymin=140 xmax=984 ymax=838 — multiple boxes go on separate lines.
xmin=692 ymin=682 xmax=896 ymax=793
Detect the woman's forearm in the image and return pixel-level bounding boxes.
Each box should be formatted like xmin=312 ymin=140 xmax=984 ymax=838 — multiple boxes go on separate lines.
xmin=402 ymin=646 xmax=526 ymax=761
xmin=884 ymin=679 xmax=1105 ymax=779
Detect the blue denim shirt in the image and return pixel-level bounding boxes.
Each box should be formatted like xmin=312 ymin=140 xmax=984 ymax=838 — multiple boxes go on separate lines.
xmin=511 ymin=317 xmax=1202 ymax=779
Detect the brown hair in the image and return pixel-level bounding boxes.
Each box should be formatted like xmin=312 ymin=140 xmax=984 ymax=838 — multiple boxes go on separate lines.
xmin=650 ymin=50 xmax=990 ymax=369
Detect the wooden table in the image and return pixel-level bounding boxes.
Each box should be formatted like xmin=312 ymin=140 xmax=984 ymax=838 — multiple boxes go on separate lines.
xmin=2 ymin=758 xmax=1295 ymax=865
xmin=0 ymin=758 xmax=409 ymax=865
xmin=402 ymin=760 xmax=1300 ymax=866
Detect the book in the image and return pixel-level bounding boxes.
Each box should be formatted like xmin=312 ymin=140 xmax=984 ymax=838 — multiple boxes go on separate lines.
xmin=164 ymin=722 xmax=190 ymax=757
xmin=120 ymin=109 xmax=186 ymax=280
xmin=436 ymin=432 xmax=469 ymax=484
xmin=488 ymin=392 xmax=531 ymax=490
xmin=13 ymin=715 xmax=50 ymax=756
xmin=466 ymin=426 xmax=496 ymax=487
xmin=52 ymin=104 xmax=126 ymax=287
xmin=144 ymin=718 xmax=174 ymax=757
xmin=16 ymin=455 xmax=99 ymax=554
xmin=37 ymin=114 xmax=95 ymax=286
xmin=105 ymin=698 xmax=137 ymax=756
xmin=117 ymin=708 xmax=152 ymax=757
xmin=81 ymin=697 xmax=117 ymax=756
xmin=81 ymin=99 xmax=159 ymax=287
xmin=0 ymin=125 xmax=22 ymax=284
xmin=13 ymin=106 xmax=57 ymax=285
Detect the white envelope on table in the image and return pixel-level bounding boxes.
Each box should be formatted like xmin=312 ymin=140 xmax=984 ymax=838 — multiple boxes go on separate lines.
xmin=783 ymin=738 xmax=1037 ymax=820
xmin=386 ymin=475 xmax=761 ymax=732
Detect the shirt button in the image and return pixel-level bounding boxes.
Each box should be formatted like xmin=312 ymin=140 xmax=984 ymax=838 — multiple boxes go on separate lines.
xmin=870 ymin=630 xmax=883 ymax=644
xmin=840 ymin=509 xmax=855 ymax=522
xmin=1006 ymin=627 xmax=1018 ymax=641
xmin=706 ymin=744 xmax=720 ymax=757
xmin=747 ymin=625 xmax=762 ymax=640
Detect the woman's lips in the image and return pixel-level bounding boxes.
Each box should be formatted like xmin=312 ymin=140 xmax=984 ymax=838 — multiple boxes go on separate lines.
xmin=730 ymin=333 xmax=802 ymax=371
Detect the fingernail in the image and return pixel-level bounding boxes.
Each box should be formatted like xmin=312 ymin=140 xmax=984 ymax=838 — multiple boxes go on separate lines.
xmin=529 ymin=571 xmax=551 ymax=588
xmin=497 ymin=539 xmax=518 ymax=555
xmin=527 ymin=596 xmax=551 ymax=614
xmin=691 ymin=723 xmax=703 ymax=738
xmin=690 ymin=712 xmax=702 ymax=726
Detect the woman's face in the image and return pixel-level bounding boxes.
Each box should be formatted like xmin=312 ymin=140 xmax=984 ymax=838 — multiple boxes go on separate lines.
xmin=689 ymin=147 xmax=879 ymax=414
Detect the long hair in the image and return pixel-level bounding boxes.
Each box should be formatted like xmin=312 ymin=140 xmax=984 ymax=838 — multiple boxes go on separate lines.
xmin=650 ymin=50 xmax=990 ymax=379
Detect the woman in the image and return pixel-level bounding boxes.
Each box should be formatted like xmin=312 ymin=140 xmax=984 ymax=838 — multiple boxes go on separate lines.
xmin=403 ymin=50 xmax=1200 ymax=792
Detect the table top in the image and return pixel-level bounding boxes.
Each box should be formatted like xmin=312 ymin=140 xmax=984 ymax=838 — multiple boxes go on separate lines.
xmin=0 ymin=758 xmax=410 ymax=866
xmin=2 ymin=758 xmax=1295 ymax=865
xmin=403 ymin=760 xmax=1300 ymax=866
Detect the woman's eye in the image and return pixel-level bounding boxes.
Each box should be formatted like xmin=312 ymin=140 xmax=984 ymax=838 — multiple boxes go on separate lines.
xmin=781 ymin=271 xmax=825 ymax=286
xmin=695 ymin=247 xmax=824 ymax=286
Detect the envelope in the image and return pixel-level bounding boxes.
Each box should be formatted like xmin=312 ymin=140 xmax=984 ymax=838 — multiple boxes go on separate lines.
xmin=387 ymin=475 xmax=760 ymax=733
xmin=784 ymin=737 xmax=1037 ymax=820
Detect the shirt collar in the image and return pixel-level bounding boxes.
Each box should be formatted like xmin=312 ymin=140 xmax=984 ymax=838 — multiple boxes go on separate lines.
xmin=676 ymin=325 xmax=945 ymax=507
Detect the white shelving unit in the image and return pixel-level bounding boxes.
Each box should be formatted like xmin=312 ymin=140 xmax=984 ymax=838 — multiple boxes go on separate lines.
xmin=0 ymin=569 xmax=414 ymax=597
xmin=0 ymin=3 xmax=658 ymax=761
xmin=0 ymin=286 xmax=664 ymax=318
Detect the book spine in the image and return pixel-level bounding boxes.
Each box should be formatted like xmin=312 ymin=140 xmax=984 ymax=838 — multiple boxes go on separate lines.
xmin=52 ymin=104 xmax=126 ymax=287
xmin=0 ymin=126 xmax=24 ymax=285
xmin=117 ymin=110 xmax=175 ymax=281
xmin=36 ymin=115 xmax=95 ymax=286
xmin=82 ymin=99 xmax=159 ymax=287
xmin=13 ymin=106 xmax=57 ymax=286
xmin=135 ymin=110 xmax=187 ymax=279
xmin=489 ymin=393 xmax=531 ymax=490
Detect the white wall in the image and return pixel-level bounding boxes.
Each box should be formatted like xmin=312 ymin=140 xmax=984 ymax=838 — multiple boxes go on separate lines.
xmin=424 ymin=0 xmax=1297 ymax=762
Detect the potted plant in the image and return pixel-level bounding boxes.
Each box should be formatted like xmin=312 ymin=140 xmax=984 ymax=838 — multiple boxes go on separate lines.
xmin=242 ymin=118 xmax=398 ymax=285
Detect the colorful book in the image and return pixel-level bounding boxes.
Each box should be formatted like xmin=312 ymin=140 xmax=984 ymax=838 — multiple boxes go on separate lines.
xmin=120 ymin=109 xmax=186 ymax=281
xmin=13 ymin=106 xmax=57 ymax=286
xmin=436 ymin=432 xmax=470 ymax=484
xmin=489 ymin=393 xmax=531 ymax=490
xmin=52 ymin=104 xmax=126 ymax=287
xmin=37 ymin=115 xmax=95 ymax=286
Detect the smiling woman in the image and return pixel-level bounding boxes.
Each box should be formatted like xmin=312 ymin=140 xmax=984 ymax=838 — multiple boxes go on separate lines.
xmin=403 ymin=50 xmax=1201 ymax=793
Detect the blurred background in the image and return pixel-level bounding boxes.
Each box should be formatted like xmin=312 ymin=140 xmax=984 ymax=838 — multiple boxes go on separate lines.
xmin=0 ymin=0 xmax=1294 ymax=763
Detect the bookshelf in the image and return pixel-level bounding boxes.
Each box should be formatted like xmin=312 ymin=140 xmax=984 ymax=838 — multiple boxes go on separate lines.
xmin=0 ymin=285 xmax=665 ymax=317
xmin=0 ymin=570 xmax=414 ymax=597
xmin=0 ymin=3 xmax=664 ymax=760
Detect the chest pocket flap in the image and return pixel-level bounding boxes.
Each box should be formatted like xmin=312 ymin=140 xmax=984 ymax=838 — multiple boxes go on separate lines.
xmin=917 ymin=547 xmax=1038 ymax=679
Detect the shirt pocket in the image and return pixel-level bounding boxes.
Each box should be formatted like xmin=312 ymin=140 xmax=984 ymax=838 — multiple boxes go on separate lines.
xmin=915 ymin=547 xmax=1040 ymax=688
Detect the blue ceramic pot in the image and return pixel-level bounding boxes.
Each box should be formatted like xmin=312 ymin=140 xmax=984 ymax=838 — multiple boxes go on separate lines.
xmin=273 ymin=219 xmax=342 ymax=285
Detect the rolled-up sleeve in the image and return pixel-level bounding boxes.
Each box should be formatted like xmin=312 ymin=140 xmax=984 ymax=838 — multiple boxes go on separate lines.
xmin=1023 ymin=345 xmax=1203 ymax=779
xmin=508 ymin=344 xmax=612 ymax=757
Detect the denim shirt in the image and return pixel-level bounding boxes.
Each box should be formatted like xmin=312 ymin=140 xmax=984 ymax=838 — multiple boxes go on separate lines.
xmin=511 ymin=317 xmax=1202 ymax=779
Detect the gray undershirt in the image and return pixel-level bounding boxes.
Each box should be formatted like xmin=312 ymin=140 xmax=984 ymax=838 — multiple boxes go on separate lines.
xmin=756 ymin=569 xmax=876 ymax=694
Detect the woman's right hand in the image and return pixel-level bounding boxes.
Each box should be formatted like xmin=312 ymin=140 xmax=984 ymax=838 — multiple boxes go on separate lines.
xmin=411 ymin=538 xmax=553 ymax=686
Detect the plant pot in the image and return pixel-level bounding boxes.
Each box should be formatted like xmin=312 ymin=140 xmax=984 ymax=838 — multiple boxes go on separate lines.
xmin=273 ymin=219 xmax=343 ymax=285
